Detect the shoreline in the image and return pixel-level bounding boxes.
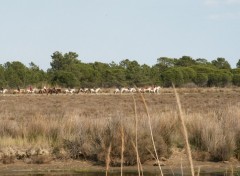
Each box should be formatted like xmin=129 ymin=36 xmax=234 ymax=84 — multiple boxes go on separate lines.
xmin=1 ymin=159 xmax=240 ymax=175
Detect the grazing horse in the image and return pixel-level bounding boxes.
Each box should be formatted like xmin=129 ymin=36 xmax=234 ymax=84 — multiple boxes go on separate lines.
xmin=114 ymin=88 xmax=120 ymax=94
xmin=13 ymin=89 xmax=25 ymax=94
xmin=65 ymin=88 xmax=76 ymax=94
xmin=137 ymin=88 xmax=144 ymax=93
xmin=143 ymin=87 xmax=153 ymax=93
xmin=90 ymin=88 xmax=101 ymax=94
xmin=129 ymin=87 xmax=137 ymax=93
xmin=82 ymin=88 xmax=89 ymax=93
xmin=153 ymin=86 xmax=161 ymax=94
xmin=95 ymin=88 xmax=101 ymax=94
xmin=26 ymin=87 xmax=36 ymax=94
xmin=0 ymin=88 xmax=8 ymax=94
xmin=120 ymin=87 xmax=130 ymax=93
xmin=38 ymin=88 xmax=47 ymax=94
xmin=46 ymin=88 xmax=61 ymax=95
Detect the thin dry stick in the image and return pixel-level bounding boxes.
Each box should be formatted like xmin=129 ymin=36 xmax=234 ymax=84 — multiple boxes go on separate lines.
xmin=146 ymin=147 xmax=157 ymax=160
xmin=173 ymin=85 xmax=195 ymax=176
xmin=132 ymin=141 xmax=144 ymax=176
xmin=105 ymin=143 xmax=112 ymax=176
xmin=181 ymin=157 xmax=183 ymax=176
xmin=197 ymin=166 xmax=201 ymax=176
xmin=132 ymin=95 xmax=141 ymax=176
xmin=120 ymin=118 xmax=124 ymax=176
xmin=231 ymin=165 xmax=234 ymax=176
xmin=140 ymin=93 xmax=164 ymax=176
xmin=170 ymin=166 xmax=175 ymax=176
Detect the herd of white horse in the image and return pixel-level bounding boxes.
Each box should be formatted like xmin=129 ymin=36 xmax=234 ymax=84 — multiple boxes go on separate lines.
xmin=0 ymin=86 xmax=162 ymax=95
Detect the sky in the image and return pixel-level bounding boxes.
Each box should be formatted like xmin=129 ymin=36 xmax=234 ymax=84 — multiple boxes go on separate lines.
xmin=0 ymin=0 xmax=240 ymax=70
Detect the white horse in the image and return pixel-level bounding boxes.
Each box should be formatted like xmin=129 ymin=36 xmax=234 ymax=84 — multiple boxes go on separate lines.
xmin=95 ymin=88 xmax=101 ymax=93
xmin=26 ymin=89 xmax=33 ymax=94
xmin=153 ymin=86 xmax=161 ymax=94
xmin=121 ymin=87 xmax=130 ymax=93
xmin=143 ymin=87 xmax=153 ymax=93
xmin=65 ymin=88 xmax=76 ymax=94
xmin=84 ymin=88 xmax=89 ymax=93
xmin=137 ymin=88 xmax=144 ymax=93
xmin=0 ymin=89 xmax=8 ymax=94
xmin=90 ymin=88 xmax=101 ymax=94
xmin=114 ymin=88 xmax=120 ymax=94
xmin=129 ymin=87 xmax=137 ymax=93
xmin=27 ymin=88 xmax=37 ymax=94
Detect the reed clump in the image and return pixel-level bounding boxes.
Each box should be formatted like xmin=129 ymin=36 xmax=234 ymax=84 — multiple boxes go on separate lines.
xmin=188 ymin=105 xmax=240 ymax=161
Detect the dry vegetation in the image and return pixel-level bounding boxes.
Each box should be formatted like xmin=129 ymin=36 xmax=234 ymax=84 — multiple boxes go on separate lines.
xmin=1 ymin=87 xmax=240 ymax=167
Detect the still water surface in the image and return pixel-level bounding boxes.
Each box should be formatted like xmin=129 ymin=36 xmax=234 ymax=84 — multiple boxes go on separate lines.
xmin=1 ymin=171 xmax=236 ymax=176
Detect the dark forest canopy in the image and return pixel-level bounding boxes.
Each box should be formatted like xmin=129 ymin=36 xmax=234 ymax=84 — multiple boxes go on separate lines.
xmin=1 ymin=51 xmax=240 ymax=88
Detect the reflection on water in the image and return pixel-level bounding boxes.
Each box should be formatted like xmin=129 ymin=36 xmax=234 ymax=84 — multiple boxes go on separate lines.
xmin=1 ymin=171 xmax=238 ymax=176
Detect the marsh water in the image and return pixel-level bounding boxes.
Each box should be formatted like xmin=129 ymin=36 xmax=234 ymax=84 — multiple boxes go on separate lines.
xmin=1 ymin=172 xmax=236 ymax=176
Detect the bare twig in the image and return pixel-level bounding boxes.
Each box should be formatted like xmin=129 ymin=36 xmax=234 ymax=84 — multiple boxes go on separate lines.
xmin=121 ymin=118 xmax=124 ymax=176
xmin=132 ymin=141 xmax=144 ymax=176
xmin=140 ymin=93 xmax=164 ymax=176
xmin=132 ymin=95 xmax=141 ymax=176
xmin=173 ymin=84 xmax=195 ymax=176
xmin=106 ymin=143 xmax=112 ymax=176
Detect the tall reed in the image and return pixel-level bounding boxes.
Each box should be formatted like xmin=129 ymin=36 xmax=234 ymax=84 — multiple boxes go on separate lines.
xmin=132 ymin=95 xmax=141 ymax=176
xmin=139 ymin=93 xmax=164 ymax=176
xmin=106 ymin=143 xmax=112 ymax=176
xmin=120 ymin=117 xmax=124 ymax=176
xmin=173 ymin=85 xmax=195 ymax=176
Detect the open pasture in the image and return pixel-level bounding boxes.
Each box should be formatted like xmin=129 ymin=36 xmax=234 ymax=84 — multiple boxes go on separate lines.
xmin=1 ymin=87 xmax=240 ymax=115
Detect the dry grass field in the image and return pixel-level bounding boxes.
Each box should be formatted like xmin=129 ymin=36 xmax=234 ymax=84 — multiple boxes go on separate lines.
xmin=1 ymin=87 xmax=240 ymax=167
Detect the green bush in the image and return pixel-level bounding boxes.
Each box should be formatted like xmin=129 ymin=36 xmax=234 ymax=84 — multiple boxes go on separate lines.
xmin=161 ymin=68 xmax=184 ymax=87
xmin=233 ymin=74 xmax=240 ymax=86
xmin=50 ymin=71 xmax=79 ymax=88
xmin=194 ymin=73 xmax=208 ymax=86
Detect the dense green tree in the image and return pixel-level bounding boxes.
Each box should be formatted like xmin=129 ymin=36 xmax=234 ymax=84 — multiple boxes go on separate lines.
xmin=77 ymin=63 xmax=95 ymax=87
xmin=179 ymin=67 xmax=196 ymax=83
xmin=27 ymin=62 xmax=47 ymax=87
xmin=194 ymin=73 xmax=208 ymax=86
xmin=48 ymin=51 xmax=82 ymax=87
xmin=4 ymin=61 xmax=28 ymax=88
xmin=211 ymin=58 xmax=231 ymax=69
xmin=175 ymin=56 xmax=196 ymax=67
xmin=161 ymin=67 xmax=184 ymax=87
xmin=119 ymin=59 xmax=143 ymax=86
xmin=233 ymin=74 xmax=240 ymax=86
xmin=207 ymin=71 xmax=232 ymax=87
xmin=231 ymin=68 xmax=240 ymax=74
xmin=91 ymin=62 xmax=111 ymax=87
xmin=1 ymin=52 xmax=240 ymax=88
xmin=151 ymin=65 xmax=162 ymax=85
xmin=156 ymin=57 xmax=175 ymax=71
xmin=196 ymin=58 xmax=210 ymax=65
xmin=50 ymin=51 xmax=80 ymax=71
xmin=49 ymin=51 xmax=64 ymax=71
xmin=236 ymin=59 xmax=240 ymax=68
xmin=141 ymin=64 xmax=155 ymax=86
xmin=0 ymin=64 xmax=6 ymax=87
xmin=106 ymin=63 xmax=125 ymax=87
xmin=50 ymin=70 xmax=79 ymax=87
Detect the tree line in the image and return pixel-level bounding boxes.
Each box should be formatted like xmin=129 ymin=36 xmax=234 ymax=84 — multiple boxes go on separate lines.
xmin=1 ymin=51 xmax=240 ymax=88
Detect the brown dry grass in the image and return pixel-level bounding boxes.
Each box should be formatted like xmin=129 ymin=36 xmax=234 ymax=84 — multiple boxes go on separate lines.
xmin=1 ymin=88 xmax=240 ymax=165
